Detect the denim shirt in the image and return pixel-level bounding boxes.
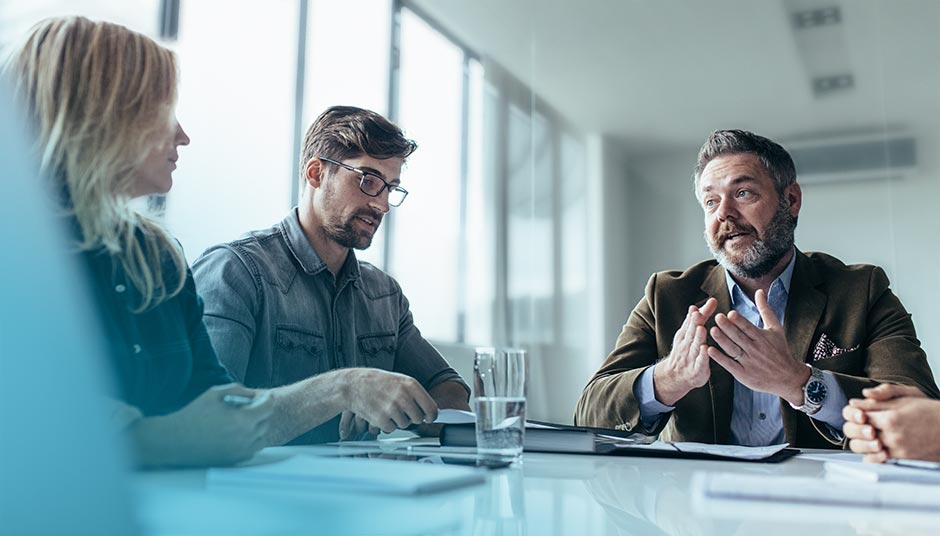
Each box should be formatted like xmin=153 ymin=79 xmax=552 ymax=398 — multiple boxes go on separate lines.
xmin=81 ymin=244 xmax=234 ymax=417
xmin=192 ymin=209 xmax=468 ymax=443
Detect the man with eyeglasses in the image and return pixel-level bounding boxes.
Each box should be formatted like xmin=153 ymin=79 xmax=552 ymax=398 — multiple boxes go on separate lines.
xmin=193 ymin=106 xmax=470 ymax=444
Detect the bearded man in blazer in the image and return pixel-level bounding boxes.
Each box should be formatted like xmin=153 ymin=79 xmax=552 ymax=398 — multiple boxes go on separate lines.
xmin=575 ymin=129 xmax=939 ymax=448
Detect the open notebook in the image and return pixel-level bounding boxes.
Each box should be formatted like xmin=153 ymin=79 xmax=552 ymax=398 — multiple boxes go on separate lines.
xmin=207 ymin=455 xmax=487 ymax=495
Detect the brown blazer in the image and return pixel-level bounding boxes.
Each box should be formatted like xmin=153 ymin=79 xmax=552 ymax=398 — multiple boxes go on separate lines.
xmin=574 ymin=250 xmax=939 ymax=448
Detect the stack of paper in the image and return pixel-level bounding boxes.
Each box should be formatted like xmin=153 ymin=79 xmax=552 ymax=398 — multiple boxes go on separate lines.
xmin=207 ymin=455 xmax=486 ymax=495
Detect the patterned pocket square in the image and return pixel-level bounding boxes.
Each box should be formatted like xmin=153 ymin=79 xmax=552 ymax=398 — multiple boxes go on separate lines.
xmin=812 ymin=333 xmax=860 ymax=361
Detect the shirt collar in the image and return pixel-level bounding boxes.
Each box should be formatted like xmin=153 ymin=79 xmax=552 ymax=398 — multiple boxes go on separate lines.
xmin=280 ymin=208 xmax=361 ymax=281
xmin=724 ymin=247 xmax=797 ymax=306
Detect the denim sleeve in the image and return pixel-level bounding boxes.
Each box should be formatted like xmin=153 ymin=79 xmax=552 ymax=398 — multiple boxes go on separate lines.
xmin=392 ymin=287 xmax=469 ymax=396
xmin=191 ymin=246 xmax=259 ymax=382
xmin=179 ymin=266 xmax=235 ymax=406
xmin=810 ymin=370 xmax=848 ymax=440
xmin=634 ymin=365 xmax=675 ymax=432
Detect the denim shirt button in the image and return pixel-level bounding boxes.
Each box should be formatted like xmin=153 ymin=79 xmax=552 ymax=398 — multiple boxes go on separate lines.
xmin=132 ymin=344 xmax=142 ymax=354
xmin=115 ymin=284 xmax=126 ymax=293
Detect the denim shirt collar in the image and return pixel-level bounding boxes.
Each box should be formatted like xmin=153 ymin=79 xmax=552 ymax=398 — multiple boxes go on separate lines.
xmin=280 ymin=208 xmax=361 ymax=282
xmin=724 ymin=247 xmax=796 ymax=309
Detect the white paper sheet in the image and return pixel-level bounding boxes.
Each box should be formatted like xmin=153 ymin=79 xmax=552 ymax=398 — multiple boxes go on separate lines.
xmin=623 ymin=441 xmax=789 ymax=460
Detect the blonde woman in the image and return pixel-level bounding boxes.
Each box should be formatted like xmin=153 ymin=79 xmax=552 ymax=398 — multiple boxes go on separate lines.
xmin=4 ymin=16 xmax=275 ymax=466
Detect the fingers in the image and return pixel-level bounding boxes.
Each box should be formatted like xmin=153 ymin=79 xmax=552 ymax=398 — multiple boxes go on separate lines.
xmin=864 ymin=410 xmax=899 ymax=432
xmin=707 ymin=345 xmax=744 ymax=375
xmin=863 ymin=451 xmax=888 ymax=464
xmin=400 ymin=402 xmax=427 ymax=428
xmin=339 ymin=411 xmax=354 ymax=440
xmin=842 ymin=403 xmax=867 ymax=424
xmin=862 ymin=383 xmax=925 ymax=401
xmin=698 ymin=297 xmax=718 ymax=320
xmin=754 ymin=289 xmax=782 ymax=330
xmin=719 ymin=311 xmax=760 ymax=342
xmin=673 ymin=303 xmax=713 ymax=363
xmin=709 ymin=323 xmax=744 ymax=361
xmin=848 ymin=437 xmax=884 ymax=455
xmin=673 ymin=306 xmax=696 ymax=355
xmin=843 ymin=421 xmax=876 ymax=441
xmin=353 ymin=415 xmax=370 ymax=437
xmin=413 ymin=387 xmax=439 ymax=424
xmin=692 ymin=325 xmax=706 ymax=353
xmin=848 ymin=398 xmax=897 ymax=412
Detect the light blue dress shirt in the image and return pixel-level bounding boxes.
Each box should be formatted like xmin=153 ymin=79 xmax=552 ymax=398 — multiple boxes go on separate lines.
xmin=635 ymin=252 xmax=847 ymax=446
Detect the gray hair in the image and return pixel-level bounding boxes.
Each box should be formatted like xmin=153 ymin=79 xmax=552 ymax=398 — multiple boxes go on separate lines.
xmin=693 ymin=129 xmax=796 ymax=196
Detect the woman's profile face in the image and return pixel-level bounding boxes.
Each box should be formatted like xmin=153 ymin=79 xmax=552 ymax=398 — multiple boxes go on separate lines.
xmin=132 ymin=118 xmax=190 ymax=198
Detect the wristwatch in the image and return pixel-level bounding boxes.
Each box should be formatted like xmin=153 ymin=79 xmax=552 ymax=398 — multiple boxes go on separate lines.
xmin=795 ymin=365 xmax=828 ymax=415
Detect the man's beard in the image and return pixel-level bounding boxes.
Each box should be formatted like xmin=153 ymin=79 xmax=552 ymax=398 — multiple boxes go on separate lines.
xmin=322 ymin=209 xmax=383 ymax=250
xmin=706 ymin=200 xmax=796 ymax=279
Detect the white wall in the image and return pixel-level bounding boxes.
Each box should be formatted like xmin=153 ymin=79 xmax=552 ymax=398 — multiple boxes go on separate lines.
xmin=625 ymin=142 xmax=940 ymax=380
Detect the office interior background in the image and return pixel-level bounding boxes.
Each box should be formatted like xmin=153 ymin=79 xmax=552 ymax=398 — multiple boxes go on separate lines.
xmin=3 ymin=0 xmax=939 ymax=425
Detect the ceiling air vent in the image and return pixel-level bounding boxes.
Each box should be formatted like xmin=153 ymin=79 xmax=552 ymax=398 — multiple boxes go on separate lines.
xmin=788 ymin=134 xmax=916 ymax=184
xmin=785 ymin=1 xmax=854 ymax=97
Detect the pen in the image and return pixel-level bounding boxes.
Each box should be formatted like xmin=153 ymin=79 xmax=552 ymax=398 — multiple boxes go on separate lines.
xmin=222 ymin=394 xmax=255 ymax=407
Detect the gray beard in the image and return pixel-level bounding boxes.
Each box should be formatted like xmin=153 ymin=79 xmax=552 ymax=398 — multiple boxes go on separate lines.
xmin=707 ymin=203 xmax=796 ymax=279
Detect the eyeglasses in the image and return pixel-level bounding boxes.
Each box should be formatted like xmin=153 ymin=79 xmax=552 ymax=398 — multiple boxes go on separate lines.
xmin=319 ymin=157 xmax=409 ymax=207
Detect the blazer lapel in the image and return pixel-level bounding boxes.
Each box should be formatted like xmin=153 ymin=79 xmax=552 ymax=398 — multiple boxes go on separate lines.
xmin=701 ymin=265 xmax=734 ymax=444
xmin=785 ymin=251 xmax=827 ymax=365
xmin=781 ymin=250 xmax=827 ymax=442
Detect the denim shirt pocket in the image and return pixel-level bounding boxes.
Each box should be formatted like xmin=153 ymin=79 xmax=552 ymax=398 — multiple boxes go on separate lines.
xmin=274 ymin=327 xmax=326 ymax=385
xmin=357 ymin=333 xmax=397 ymax=370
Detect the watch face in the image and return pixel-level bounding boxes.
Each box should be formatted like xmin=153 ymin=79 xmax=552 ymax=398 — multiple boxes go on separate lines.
xmin=806 ymin=380 xmax=828 ymax=405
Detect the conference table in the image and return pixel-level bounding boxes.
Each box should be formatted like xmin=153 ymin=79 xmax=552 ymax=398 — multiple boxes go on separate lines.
xmin=132 ymin=441 xmax=940 ymax=535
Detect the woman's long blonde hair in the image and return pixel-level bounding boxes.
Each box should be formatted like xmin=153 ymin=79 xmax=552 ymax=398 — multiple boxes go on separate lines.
xmin=4 ymin=16 xmax=187 ymax=311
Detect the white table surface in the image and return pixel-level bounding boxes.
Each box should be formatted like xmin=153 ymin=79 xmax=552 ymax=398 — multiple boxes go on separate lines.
xmin=132 ymin=443 xmax=940 ymax=535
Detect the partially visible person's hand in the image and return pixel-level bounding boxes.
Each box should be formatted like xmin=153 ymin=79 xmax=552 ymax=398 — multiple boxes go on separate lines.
xmin=844 ymin=394 xmax=940 ymax=463
xmin=131 ymin=383 xmax=274 ymax=467
xmin=653 ymin=298 xmax=718 ymax=406
xmin=342 ymin=369 xmax=439 ymax=434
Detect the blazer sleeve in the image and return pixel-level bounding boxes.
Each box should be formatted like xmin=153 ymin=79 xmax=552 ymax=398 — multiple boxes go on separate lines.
xmin=831 ymin=266 xmax=940 ymax=400
xmin=574 ymin=274 xmax=666 ymax=433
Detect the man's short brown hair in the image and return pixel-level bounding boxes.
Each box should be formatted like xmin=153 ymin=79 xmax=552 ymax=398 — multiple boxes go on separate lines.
xmin=300 ymin=105 xmax=417 ymax=187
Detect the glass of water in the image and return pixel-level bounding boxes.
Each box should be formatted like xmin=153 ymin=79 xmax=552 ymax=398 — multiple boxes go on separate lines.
xmin=473 ymin=347 xmax=528 ymax=464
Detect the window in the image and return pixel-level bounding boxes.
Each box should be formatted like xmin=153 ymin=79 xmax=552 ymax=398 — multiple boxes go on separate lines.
xmin=390 ymin=8 xmax=466 ymax=342
xmin=302 ymin=0 xmax=392 ymax=267
xmin=165 ymin=0 xmax=298 ymax=261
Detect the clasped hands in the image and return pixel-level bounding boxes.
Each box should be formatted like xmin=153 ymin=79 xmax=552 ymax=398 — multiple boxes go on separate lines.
xmin=653 ymin=291 xmax=811 ymax=407
xmin=842 ymin=384 xmax=939 ymax=463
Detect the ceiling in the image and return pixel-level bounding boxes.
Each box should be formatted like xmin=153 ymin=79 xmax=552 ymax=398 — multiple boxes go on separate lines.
xmin=410 ymin=0 xmax=940 ymax=157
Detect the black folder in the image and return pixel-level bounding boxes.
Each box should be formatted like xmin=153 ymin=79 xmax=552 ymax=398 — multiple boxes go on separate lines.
xmin=440 ymin=422 xmax=799 ymax=463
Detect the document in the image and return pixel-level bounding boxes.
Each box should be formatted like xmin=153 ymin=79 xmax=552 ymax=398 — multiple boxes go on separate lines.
xmin=207 ymin=455 xmax=487 ymax=495
xmin=434 ymin=409 xmax=476 ymax=425
xmin=624 ymin=441 xmax=789 ymax=461
xmin=693 ymin=471 xmax=940 ymax=512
